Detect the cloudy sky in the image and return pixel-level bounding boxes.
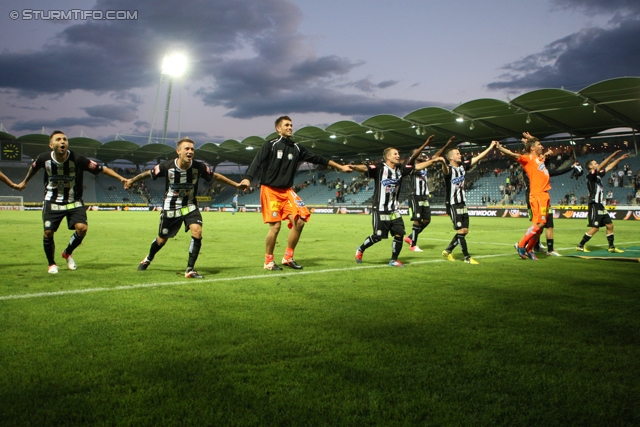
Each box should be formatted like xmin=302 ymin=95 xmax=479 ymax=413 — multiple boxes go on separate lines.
xmin=0 ymin=0 xmax=637 ymax=144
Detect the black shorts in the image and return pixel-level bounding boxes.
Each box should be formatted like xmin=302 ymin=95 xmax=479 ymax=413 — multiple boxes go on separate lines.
xmin=42 ymin=202 xmax=87 ymax=232
xmin=447 ymin=203 xmax=469 ymax=230
xmin=158 ymin=209 xmax=203 ymax=238
xmin=587 ymin=203 xmax=611 ymax=228
xmin=372 ymin=211 xmax=405 ymax=239
xmin=408 ymin=195 xmax=431 ymax=222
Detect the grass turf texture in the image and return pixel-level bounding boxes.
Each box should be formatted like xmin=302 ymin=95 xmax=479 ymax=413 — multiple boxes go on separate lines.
xmin=1 ymin=211 xmax=639 ymax=426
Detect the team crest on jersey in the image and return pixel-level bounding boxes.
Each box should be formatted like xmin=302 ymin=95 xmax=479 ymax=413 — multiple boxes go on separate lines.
xmin=272 ymin=212 xmax=278 ymax=217
xmin=277 ymin=150 xmax=283 ymax=159
xmin=69 ymin=167 xmax=76 ymax=173
xmin=88 ymin=160 xmax=98 ymax=170
xmin=288 ymin=153 xmax=293 ymax=160
xmin=295 ymin=199 xmax=305 ymax=207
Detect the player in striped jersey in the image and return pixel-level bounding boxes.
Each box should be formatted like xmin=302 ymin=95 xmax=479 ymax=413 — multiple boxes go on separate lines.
xmin=126 ymin=137 xmax=245 ymax=278
xmin=576 ymin=150 xmax=629 ymax=253
xmin=404 ymin=135 xmax=452 ymax=252
xmin=353 ymin=147 xmax=444 ymax=267
xmin=441 ymin=140 xmax=497 ymax=264
xmin=17 ymin=130 xmax=128 ymax=274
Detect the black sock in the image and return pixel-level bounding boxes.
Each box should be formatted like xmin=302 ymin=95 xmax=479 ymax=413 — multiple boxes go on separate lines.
xmin=147 ymin=239 xmax=164 ymax=261
xmin=43 ymin=237 xmax=55 ymax=265
xmin=547 ymin=239 xmax=554 ymax=252
xmin=606 ymin=233 xmax=614 ymax=248
xmin=391 ymin=235 xmax=403 ymax=260
xmin=410 ymin=225 xmax=421 ymax=246
xmin=64 ymin=232 xmax=85 ymax=255
xmin=457 ymin=234 xmax=469 ymax=257
xmin=359 ymin=235 xmax=379 ymax=252
xmin=446 ymin=234 xmax=459 ymax=252
xmin=187 ymin=237 xmax=202 ymax=270
xmin=579 ymin=233 xmax=593 ymax=247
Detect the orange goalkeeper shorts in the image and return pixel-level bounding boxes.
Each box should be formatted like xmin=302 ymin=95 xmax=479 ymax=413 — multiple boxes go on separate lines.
xmin=260 ymin=185 xmax=310 ymax=228
xmin=529 ymin=192 xmax=550 ymax=225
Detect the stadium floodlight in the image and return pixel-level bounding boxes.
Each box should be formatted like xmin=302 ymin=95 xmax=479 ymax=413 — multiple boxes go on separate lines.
xmin=456 ymin=116 xmax=464 ymax=122
xmin=161 ymin=53 xmax=187 ymax=78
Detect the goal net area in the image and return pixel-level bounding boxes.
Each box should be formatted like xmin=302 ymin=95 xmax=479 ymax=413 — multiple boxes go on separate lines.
xmin=0 ymin=196 xmax=24 ymax=210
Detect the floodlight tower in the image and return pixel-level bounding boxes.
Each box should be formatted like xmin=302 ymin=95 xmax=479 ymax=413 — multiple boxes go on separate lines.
xmin=148 ymin=53 xmax=187 ymax=144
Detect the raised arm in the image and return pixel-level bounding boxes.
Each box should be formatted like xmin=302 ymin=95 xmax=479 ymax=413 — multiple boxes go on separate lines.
xmin=350 ymin=164 xmax=369 ymax=174
xmin=603 ymin=152 xmax=629 ymax=173
xmin=599 ymin=150 xmax=623 ymax=172
xmin=470 ymin=140 xmax=497 ymax=166
xmin=406 ymin=135 xmax=434 ymax=165
xmin=494 ymin=141 xmax=521 ymax=161
xmin=433 ymin=135 xmax=456 ymax=159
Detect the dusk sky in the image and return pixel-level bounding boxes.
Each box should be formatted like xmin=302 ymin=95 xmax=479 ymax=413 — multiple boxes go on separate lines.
xmin=0 ymin=0 xmax=638 ymax=145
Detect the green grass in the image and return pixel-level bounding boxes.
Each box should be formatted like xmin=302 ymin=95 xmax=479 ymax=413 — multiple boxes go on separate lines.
xmin=1 ymin=211 xmax=639 ymax=426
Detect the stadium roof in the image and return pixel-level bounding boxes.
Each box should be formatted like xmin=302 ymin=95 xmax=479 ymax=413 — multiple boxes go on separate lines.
xmin=1 ymin=77 xmax=638 ymax=167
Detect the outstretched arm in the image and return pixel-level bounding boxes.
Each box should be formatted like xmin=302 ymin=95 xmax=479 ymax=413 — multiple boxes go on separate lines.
xmin=214 ymin=172 xmax=247 ymax=190
xmin=470 ymin=140 xmax=497 ymax=166
xmin=102 ymin=166 xmax=128 ymax=185
xmin=327 ymin=160 xmax=353 ymax=173
xmin=415 ymin=156 xmax=445 ymax=171
xmin=124 ymin=170 xmax=151 ymax=190
xmin=406 ymin=135 xmax=434 ymax=165
xmin=494 ymin=141 xmax=520 ymax=161
xmin=16 ymin=166 xmax=39 ymax=191
xmin=0 ymin=171 xmax=18 ymax=189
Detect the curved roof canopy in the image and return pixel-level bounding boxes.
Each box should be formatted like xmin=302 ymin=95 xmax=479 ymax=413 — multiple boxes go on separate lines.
xmin=2 ymin=77 xmax=638 ymax=166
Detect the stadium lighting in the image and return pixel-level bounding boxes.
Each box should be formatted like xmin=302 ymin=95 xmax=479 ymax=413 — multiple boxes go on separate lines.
xmin=469 ymin=122 xmax=475 ymax=130
xmin=456 ymin=116 xmax=464 ymax=122
xmin=245 ymin=146 xmax=254 ymax=150
xmin=330 ymin=134 xmax=337 ymax=139
xmin=161 ymin=53 xmax=187 ymax=78
xmin=526 ymin=114 xmax=532 ymax=124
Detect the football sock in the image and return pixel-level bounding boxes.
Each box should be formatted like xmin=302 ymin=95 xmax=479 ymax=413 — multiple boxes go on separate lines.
xmin=265 ymin=254 xmax=274 ymax=264
xmin=606 ymin=233 xmax=614 ymax=248
xmin=43 ymin=237 xmax=55 ymax=265
xmin=147 ymin=239 xmax=163 ymax=261
xmin=64 ymin=232 xmax=85 ymax=255
xmin=547 ymin=239 xmax=554 ymax=252
xmin=579 ymin=233 xmax=593 ymax=247
xmin=187 ymin=237 xmax=202 ymax=270
xmin=446 ymin=234 xmax=459 ymax=252
xmin=284 ymin=247 xmax=294 ymax=260
xmin=457 ymin=233 xmax=469 ymax=257
xmin=526 ymin=232 xmax=541 ymax=252
xmin=391 ymin=235 xmax=403 ymax=260
xmin=409 ymin=225 xmax=420 ymax=246
xmin=519 ymin=225 xmax=540 ymax=248
xmin=360 ymin=235 xmax=380 ymax=252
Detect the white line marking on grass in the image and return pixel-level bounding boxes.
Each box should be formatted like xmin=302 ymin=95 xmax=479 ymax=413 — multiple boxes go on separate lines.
xmin=2 ymin=242 xmax=638 ymax=301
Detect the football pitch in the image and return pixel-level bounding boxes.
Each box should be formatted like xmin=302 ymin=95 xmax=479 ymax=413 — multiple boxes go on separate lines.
xmin=1 ymin=211 xmax=639 ymax=426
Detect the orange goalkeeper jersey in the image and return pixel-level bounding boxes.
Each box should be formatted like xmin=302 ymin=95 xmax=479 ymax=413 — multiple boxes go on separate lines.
xmin=517 ymin=153 xmax=550 ymax=195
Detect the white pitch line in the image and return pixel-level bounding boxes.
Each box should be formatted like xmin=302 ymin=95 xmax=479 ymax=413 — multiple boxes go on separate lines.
xmin=1 ymin=242 xmax=638 ymax=302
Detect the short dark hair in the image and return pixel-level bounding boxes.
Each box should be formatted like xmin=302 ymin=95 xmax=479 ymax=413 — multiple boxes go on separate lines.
xmin=50 ymin=130 xmax=65 ymax=139
xmin=177 ymin=137 xmax=195 ymax=148
xmin=275 ymin=116 xmax=292 ymax=128
xmin=523 ymin=137 xmax=539 ymax=153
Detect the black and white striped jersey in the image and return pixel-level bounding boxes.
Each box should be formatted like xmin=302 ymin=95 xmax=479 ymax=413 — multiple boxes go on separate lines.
xmin=32 ymin=151 xmax=102 ymax=204
xmin=409 ymin=168 xmax=429 ymax=196
xmin=586 ymin=169 xmax=606 ymax=204
xmin=364 ymin=162 xmax=414 ymax=213
xmin=444 ymin=161 xmax=467 ymax=205
xmin=151 ymin=159 xmax=214 ymax=210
